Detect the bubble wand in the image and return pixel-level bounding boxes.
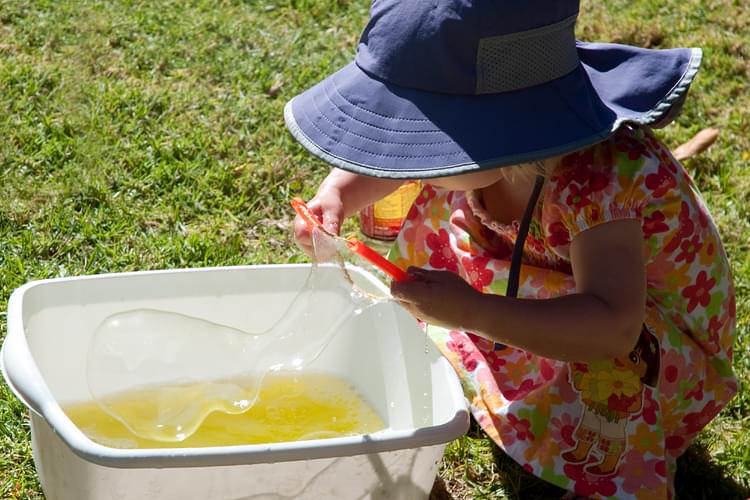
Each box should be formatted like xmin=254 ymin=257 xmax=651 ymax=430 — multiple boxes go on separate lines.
xmin=291 ymin=197 xmax=408 ymax=282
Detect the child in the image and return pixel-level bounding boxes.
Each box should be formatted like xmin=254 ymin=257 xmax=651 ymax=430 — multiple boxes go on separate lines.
xmin=287 ymin=1 xmax=737 ymax=498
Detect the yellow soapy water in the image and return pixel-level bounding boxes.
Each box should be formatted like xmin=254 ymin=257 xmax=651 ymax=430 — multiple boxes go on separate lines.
xmin=85 ymin=227 xmax=398 ymax=443
xmin=65 ymin=372 xmax=385 ymax=449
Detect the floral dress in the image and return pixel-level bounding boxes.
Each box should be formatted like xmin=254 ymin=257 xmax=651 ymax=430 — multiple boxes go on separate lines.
xmin=388 ymin=125 xmax=737 ymax=499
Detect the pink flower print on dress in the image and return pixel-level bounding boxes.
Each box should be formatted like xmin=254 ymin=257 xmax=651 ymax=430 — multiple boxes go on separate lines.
xmin=547 ymin=221 xmax=571 ymax=247
xmin=461 ymin=255 xmax=494 ymax=290
xmin=405 ymin=203 xmax=420 ymax=222
xmin=505 ymin=413 xmax=535 ymax=442
xmin=484 ymin=348 xmax=508 ymax=372
xmin=664 ymin=202 xmax=695 ymax=253
xmin=659 ymin=348 xmax=689 ymax=399
xmin=645 ymin=164 xmax=677 ymax=198
xmin=466 ymin=332 xmax=495 ymax=351
xmin=550 ymin=412 xmax=577 ymax=448
xmin=414 ymin=184 xmax=437 ymax=206
xmin=565 ymin=184 xmax=592 ymax=211
xmin=563 ymin=462 xmax=618 ymax=497
xmin=645 ymin=250 xmax=677 ymax=292
xmin=698 ymin=233 xmax=719 ymax=267
xmin=638 ymin=388 xmax=658 ymax=425
xmin=402 ymin=218 xmax=435 ymax=259
xmin=503 ymin=378 xmax=540 ymax=401
xmin=728 ymin=291 xmax=737 ymax=319
xmin=571 ymin=163 xmax=609 ymax=194
xmin=665 ymin=433 xmax=687 ymax=457
xmin=426 ymin=228 xmax=459 ymax=272
xmin=644 ymin=131 xmax=678 ymax=170
xmin=675 ymin=234 xmax=702 ymax=264
xmin=552 ymin=149 xmax=595 ymax=191
xmin=682 ymin=270 xmax=716 ymax=313
xmin=683 ymin=400 xmax=722 ymax=434
xmin=499 ymin=418 xmax=518 ymax=447
xmin=684 ymin=379 xmax=704 ymax=401
xmin=525 ymin=234 xmax=546 ymax=255
xmin=697 ymin=203 xmax=710 ymax=228
xmin=528 ymin=270 xmax=576 ymax=299
xmin=615 ymin=133 xmax=653 ymax=161
xmin=539 ymin=359 xmax=555 ymax=381
xmin=445 ymin=330 xmax=482 ymax=372
xmin=642 ymin=210 xmax=670 ymax=238
xmin=706 ymin=315 xmax=725 ymax=354
xmin=620 ymin=450 xmax=666 ymax=494
xmin=587 ymin=170 xmax=610 ymax=193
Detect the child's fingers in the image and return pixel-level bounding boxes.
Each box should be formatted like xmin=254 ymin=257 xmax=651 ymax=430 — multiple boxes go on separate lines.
xmin=391 ymin=267 xmax=433 ymax=300
xmin=390 ymin=274 xmax=429 ymax=303
xmin=293 ymin=215 xmax=315 ymax=256
xmin=293 ymin=214 xmax=312 ymax=242
xmin=320 ymin=212 xmax=341 ymax=236
xmin=297 ymin=197 xmax=343 ymax=237
xmin=292 ymin=200 xmax=325 ymax=240
xmin=407 ymin=266 xmax=428 ymax=277
xmin=314 ymin=198 xmax=343 ymax=236
xmin=404 ymin=266 xmax=449 ymax=284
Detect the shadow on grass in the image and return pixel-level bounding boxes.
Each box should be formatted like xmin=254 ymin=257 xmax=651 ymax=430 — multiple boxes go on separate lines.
xmin=431 ymin=425 xmax=750 ymax=500
xmin=674 ymin=441 xmax=750 ymax=500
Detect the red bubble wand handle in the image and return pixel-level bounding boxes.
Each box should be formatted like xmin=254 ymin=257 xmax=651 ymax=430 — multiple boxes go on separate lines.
xmin=343 ymin=238 xmax=408 ymax=282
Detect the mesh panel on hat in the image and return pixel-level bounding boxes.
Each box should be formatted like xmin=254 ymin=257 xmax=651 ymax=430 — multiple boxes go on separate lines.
xmin=476 ymin=15 xmax=579 ymax=94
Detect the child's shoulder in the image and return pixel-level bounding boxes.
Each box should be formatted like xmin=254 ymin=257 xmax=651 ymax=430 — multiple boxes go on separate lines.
xmin=543 ymin=125 xmax=686 ymax=232
xmin=550 ymin=125 xmax=673 ymax=186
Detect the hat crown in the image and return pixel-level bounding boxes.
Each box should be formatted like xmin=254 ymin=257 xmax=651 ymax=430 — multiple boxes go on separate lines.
xmin=356 ymin=0 xmax=581 ymax=95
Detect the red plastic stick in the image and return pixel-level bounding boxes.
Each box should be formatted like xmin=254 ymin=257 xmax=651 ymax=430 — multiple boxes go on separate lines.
xmin=345 ymin=238 xmax=408 ymax=282
xmin=291 ymin=197 xmax=408 ymax=282
xmin=291 ymin=197 xmax=327 ymax=234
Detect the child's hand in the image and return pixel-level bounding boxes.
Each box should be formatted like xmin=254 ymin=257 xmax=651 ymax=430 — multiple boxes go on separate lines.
xmin=293 ymin=188 xmax=345 ymax=257
xmin=390 ymin=267 xmax=482 ymax=330
xmin=293 ymin=168 xmax=405 ymax=257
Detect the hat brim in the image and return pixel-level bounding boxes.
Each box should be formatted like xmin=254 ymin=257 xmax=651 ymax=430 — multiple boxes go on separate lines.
xmin=285 ymin=42 xmax=701 ymax=179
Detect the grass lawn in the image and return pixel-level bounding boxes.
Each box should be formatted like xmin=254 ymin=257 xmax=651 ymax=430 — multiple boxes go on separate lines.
xmin=1 ymin=0 xmax=748 ymax=498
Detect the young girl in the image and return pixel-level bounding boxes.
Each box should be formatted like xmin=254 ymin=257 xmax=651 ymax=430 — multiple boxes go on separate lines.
xmin=287 ymin=1 xmax=736 ymax=498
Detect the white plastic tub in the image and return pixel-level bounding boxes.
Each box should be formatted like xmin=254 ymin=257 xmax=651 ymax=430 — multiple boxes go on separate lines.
xmin=1 ymin=264 xmax=469 ymax=500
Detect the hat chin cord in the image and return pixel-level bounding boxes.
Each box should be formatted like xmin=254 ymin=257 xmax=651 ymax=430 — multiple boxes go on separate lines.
xmin=505 ymin=174 xmax=545 ymax=298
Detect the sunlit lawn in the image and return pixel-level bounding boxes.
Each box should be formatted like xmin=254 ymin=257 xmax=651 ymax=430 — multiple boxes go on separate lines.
xmin=1 ymin=0 xmax=748 ymax=498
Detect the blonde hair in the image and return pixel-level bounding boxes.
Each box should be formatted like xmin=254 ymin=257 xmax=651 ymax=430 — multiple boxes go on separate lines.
xmin=499 ymin=158 xmax=558 ymax=183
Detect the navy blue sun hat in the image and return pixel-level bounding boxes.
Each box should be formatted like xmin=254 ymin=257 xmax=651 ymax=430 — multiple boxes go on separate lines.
xmin=284 ymin=0 xmax=701 ymax=179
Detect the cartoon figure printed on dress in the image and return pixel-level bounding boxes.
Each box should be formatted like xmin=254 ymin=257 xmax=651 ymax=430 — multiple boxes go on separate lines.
xmin=563 ymin=325 xmax=660 ymax=476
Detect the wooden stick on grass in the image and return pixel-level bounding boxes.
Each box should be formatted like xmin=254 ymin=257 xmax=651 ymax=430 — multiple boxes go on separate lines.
xmin=672 ymin=128 xmax=720 ymax=161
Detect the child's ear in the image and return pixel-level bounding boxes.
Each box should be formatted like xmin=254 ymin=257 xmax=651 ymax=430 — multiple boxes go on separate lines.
xmin=638 ymin=325 xmax=661 ymax=387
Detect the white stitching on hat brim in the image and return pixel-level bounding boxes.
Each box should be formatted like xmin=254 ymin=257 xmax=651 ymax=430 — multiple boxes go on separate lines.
xmin=285 ymin=100 xmax=608 ymax=179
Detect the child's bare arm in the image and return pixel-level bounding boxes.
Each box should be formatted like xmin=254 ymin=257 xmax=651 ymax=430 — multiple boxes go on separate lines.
xmin=294 ymin=169 xmax=404 ymax=255
xmin=391 ymin=219 xmax=646 ymax=363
